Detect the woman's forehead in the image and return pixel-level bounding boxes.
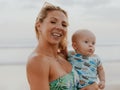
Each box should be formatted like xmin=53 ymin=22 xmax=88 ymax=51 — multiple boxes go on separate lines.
xmin=46 ymin=11 xmax=68 ymax=21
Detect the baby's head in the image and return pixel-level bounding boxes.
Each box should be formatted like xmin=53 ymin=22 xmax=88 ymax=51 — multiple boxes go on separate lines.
xmin=72 ymin=29 xmax=96 ymax=56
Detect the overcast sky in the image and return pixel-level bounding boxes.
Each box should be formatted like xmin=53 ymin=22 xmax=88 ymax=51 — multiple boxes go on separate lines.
xmin=0 ymin=0 xmax=120 ymax=47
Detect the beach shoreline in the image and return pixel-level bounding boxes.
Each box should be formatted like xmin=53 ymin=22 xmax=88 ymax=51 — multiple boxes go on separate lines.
xmin=103 ymin=62 xmax=120 ymax=90
xmin=0 ymin=62 xmax=120 ymax=90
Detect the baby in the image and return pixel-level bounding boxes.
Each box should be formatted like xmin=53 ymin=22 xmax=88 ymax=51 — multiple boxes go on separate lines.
xmin=68 ymin=29 xmax=105 ymax=90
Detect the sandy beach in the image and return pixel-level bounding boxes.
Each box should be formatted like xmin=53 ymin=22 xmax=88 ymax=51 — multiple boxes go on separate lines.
xmin=0 ymin=62 xmax=120 ymax=90
xmin=103 ymin=62 xmax=120 ymax=90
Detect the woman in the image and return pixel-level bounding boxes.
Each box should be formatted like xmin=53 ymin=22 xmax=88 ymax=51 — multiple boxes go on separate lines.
xmin=26 ymin=2 xmax=79 ymax=90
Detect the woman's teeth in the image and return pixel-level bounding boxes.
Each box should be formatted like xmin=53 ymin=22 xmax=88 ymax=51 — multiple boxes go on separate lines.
xmin=52 ymin=33 xmax=62 ymax=37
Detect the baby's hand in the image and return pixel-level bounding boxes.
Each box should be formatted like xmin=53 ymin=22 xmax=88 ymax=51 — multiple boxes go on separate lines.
xmin=98 ymin=81 xmax=105 ymax=89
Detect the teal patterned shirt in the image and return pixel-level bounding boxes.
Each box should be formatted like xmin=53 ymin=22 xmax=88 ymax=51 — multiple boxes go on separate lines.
xmin=68 ymin=53 xmax=102 ymax=89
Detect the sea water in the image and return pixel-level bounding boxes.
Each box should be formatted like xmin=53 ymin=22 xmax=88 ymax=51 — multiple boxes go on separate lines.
xmin=0 ymin=45 xmax=120 ymax=64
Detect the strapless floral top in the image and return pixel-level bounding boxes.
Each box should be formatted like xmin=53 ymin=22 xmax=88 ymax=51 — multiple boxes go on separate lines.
xmin=49 ymin=67 xmax=79 ymax=90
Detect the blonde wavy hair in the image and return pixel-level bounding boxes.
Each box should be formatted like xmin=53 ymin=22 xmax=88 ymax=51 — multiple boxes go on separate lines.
xmin=35 ymin=2 xmax=68 ymax=59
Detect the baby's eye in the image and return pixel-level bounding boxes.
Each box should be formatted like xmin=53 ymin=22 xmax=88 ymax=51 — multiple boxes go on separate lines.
xmin=92 ymin=42 xmax=95 ymax=45
xmin=85 ymin=41 xmax=88 ymax=43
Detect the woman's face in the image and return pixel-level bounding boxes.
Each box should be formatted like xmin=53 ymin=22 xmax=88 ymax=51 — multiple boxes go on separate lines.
xmin=38 ymin=10 xmax=68 ymax=45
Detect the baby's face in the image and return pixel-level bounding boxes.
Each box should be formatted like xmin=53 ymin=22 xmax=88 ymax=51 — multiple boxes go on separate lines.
xmin=75 ymin=32 xmax=96 ymax=56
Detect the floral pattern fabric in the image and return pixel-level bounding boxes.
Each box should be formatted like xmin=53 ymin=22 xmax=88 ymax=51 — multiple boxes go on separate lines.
xmin=49 ymin=68 xmax=79 ymax=90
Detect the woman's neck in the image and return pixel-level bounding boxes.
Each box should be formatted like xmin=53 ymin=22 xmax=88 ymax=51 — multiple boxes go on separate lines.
xmin=36 ymin=41 xmax=58 ymax=57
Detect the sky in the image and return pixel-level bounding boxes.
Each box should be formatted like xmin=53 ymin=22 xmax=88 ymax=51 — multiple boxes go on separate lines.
xmin=0 ymin=0 xmax=120 ymax=47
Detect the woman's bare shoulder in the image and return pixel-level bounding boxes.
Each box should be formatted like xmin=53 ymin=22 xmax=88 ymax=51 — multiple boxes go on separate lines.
xmin=26 ymin=53 xmax=50 ymax=89
xmin=26 ymin=53 xmax=50 ymax=74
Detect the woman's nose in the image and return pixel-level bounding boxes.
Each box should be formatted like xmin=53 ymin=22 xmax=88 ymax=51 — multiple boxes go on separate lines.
xmin=55 ymin=26 xmax=63 ymax=30
xmin=55 ymin=23 xmax=65 ymax=30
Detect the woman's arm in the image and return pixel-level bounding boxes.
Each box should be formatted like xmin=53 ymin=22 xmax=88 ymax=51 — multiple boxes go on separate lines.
xmin=26 ymin=55 xmax=50 ymax=90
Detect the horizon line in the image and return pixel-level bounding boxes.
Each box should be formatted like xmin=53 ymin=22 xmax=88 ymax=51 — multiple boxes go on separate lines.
xmin=0 ymin=43 xmax=120 ymax=48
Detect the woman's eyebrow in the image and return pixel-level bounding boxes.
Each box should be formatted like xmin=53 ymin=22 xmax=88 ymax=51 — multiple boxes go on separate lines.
xmin=50 ymin=17 xmax=69 ymax=25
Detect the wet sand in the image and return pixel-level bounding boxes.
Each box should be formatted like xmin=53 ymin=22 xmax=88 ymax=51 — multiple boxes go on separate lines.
xmin=0 ymin=62 xmax=120 ymax=90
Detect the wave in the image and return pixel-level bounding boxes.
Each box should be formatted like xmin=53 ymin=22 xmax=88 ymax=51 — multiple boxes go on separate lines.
xmin=0 ymin=43 xmax=120 ymax=48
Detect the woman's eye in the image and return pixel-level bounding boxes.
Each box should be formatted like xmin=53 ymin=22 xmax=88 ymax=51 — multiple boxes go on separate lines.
xmin=51 ymin=21 xmax=56 ymax=24
xmin=62 ymin=24 xmax=67 ymax=27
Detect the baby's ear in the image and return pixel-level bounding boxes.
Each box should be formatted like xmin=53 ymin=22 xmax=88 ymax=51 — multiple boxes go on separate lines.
xmin=72 ymin=42 xmax=77 ymax=50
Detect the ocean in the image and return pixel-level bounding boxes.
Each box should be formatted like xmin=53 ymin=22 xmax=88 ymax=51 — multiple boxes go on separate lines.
xmin=0 ymin=45 xmax=120 ymax=64
xmin=0 ymin=45 xmax=120 ymax=90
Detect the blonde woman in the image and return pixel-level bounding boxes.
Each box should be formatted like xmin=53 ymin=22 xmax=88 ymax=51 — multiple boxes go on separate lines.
xmin=26 ymin=3 xmax=79 ymax=90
